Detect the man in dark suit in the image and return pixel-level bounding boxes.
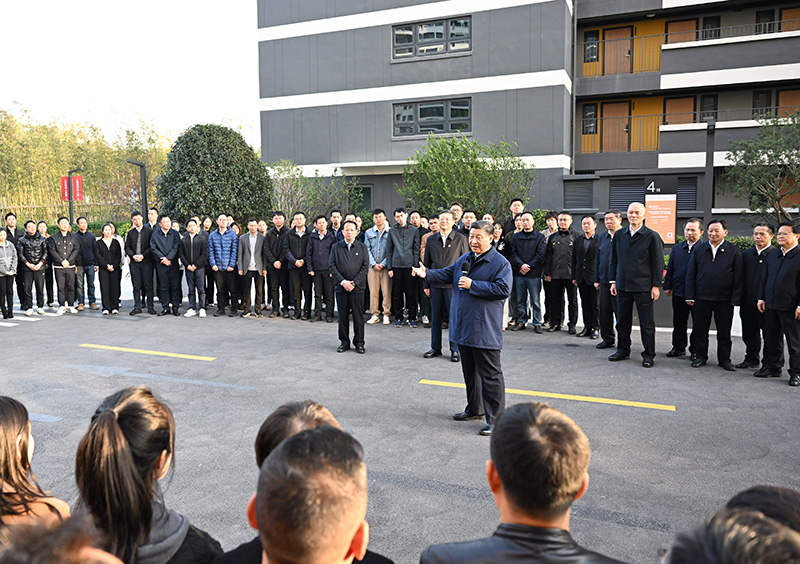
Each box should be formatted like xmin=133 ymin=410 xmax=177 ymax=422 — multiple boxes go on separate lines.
xmin=180 ymin=218 xmax=209 ymax=318
xmin=238 ymin=218 xmax=266 ymax=318
xmin=420 ymin=402 xmax=624 ymax=564
xmin=509 ymin=211 xmax=546 ymax=334
xmin=305 ymin=215 xmax=337 ymax=323
xmin=124 ymin=211 xmax=155 ymax=315
xmin=737 ymin=222 xmax=774 ymax=369
xmin=685 ymin=219 xmax=743 ymax=371
xmin=544 ymin=212 xmax=578 ymax=333
xmin=609 ymin=202 xmax=665 ymax=368
xmin=663 ymin=218 xmax=704 ymax=359
xmin=594 ymin=210 xmax=622 ymax=349
xmin=572 ymin=215 xmax=599 ymax=339
xmin=757 ymin=221 xmax=800 ymax=386
xmin=150 ymin=215 xmax=182 ymax=316
xmin=263 ymin=211 xmax=290 ymax=318
xmin=330 ymin=221 xmax=369 ymax=354
xmin=422 ymin=210 xmax=469 ymax=360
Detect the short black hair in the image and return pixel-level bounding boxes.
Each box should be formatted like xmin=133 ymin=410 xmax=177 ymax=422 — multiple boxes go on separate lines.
xmin=558 ymin=211 xmax=572 ymax=218
xmin=57 ymin=216 xmax=69 ymax=224
xmin=4 ymin=212 xmax=16 ymax=220
xmin=707 ymin=218 xmax=727 ymax=230
xmin=450 ymin=202 xmax=462 ymax=209
xmin=342 ymin=220 xmax=358 ymax=230
xmin=272 ymin=211 xmax=285 ymax=218
xmin=186 ymin=219 xmax=198 ymax=226
xmin=314 ymin=214 xmax=327 ymax=224
xmin=149 ymin=207 xmax=158 ymax=213
xmin=727 ymin=485 xmax=800 ymax=533
xmin=779 ymin=221 xmax=800 ymax=235
xmin=684 ymin=217 xmax=704 ymax=230
xmin=544 ymin=211 xmax=559 ymax=221
xmin=393 ymin=207 xmax=406 ymax=216
xmin=76 ymin=216 xmax=88 ymax=224
xmin=581 ymin=215 xmax=597 ymax=223
xmin=247 ymin=218 xmax=258 ymax=225
xmin=463 ymin=209 xmax=476 ymax=217
xmin=23 ymin=220 xmax=35 ymax=228
xmin=131 ymin=211 xmax=143 ymax=219
xmin=604 ymin=209 xmax=622 ymax=219
xmin=753 ymin=222 xmax=775 ymax=235
xmin=470 ymin=220 xmax=494 ymax=237
xmin=372 ymin=208 xmax=385 ymax=217
xmin=330 ymin=209 xmax=342 ymax=216
xmin=510 ymin=198 xmax=524 ymax=206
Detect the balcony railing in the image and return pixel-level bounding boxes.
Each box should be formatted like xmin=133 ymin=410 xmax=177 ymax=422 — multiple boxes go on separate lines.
xmin=578 ymin=19 xmax=800 ymax=78
xmin=577 ymin=105 xmax=800 ymax=153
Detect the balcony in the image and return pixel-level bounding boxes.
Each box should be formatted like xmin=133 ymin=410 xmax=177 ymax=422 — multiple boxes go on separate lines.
xmin=577 ymin=18 xmax=800 ymax=83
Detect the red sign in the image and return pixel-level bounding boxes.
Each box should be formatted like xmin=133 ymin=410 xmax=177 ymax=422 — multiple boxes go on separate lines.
xmin=60 ymin=176 xmax=84 ymax=201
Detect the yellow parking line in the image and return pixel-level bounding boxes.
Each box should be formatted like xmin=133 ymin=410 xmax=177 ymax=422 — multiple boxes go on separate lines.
xmin=79 ymin=344 xmax=216 ymax=362
xmin=419 ymin=379 xmax=676 ymax=412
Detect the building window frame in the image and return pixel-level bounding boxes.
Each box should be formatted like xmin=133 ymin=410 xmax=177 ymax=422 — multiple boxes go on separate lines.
xmin=701 ymin=16 xmax=721 ymax=39
xmin=393 ymin=98 xmax=472 ymax=137
xmin=583 ymin=30 xmax=599 ymax=63
xmin=582 ymin=103 xmax=598 ymax=135
xmin=699 ymin=94 xmax=718 ymax=122
xmin=392 ymin=16 xmax=472 ymax=59
xmin=756 ymin=10 xmax=775 ymax=34
xmin=753 ymin=90 xmax=773 ymax=118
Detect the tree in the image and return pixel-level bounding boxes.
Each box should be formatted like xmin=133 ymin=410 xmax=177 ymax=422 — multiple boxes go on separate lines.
xmin=266 ymin=159 xmax=362 ymax=220
xmin=399 ymin=133 xmax=536 ymax=220
xmin=723 ymin=111 xmax=800 ymax=225
xmin=157 ymin=124 xmax=272 ymax=223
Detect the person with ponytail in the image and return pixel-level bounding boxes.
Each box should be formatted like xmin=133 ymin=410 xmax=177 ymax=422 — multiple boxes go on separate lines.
xmin=0 ymin=396 xmax=70 ymax=527
xmin=75 ymin=387 xmax=222 ymax=564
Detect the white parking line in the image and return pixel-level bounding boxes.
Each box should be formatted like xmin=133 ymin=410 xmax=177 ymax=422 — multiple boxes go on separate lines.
xmin=12 ymin=316 xmax=41 ymax=322
xmin=0 ymin=321 xmax=18 ymax=327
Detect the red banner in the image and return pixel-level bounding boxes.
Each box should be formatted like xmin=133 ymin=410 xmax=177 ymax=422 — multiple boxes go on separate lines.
xmin=60 ymin=176 xmax=84 ymax=201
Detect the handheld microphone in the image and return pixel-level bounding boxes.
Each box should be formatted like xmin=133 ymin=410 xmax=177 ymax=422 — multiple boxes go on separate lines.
xmin=460 ymin=260 xmax=470 ymax=288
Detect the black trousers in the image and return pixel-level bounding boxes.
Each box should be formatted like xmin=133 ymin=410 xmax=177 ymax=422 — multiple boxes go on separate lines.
xmin=214 ymin=269 xmax=238 ymax=311
xmin=155 ymin=263 xmax=181 ymax=309
xmin=129 ymin=261 xmax=154 ymax=309
xmin=577 ymin=282 xmax=599 ymax=330
xmin=740 ymin=303 xmax=765 ymax=364
xmin=43 ymin=265 xmax=54 ymax=305
xmin=508 ymin=278 xmax=518 ymax=321
xmin=690 ymin=300 xmax=734 ymax=364
xmin=242 ymin=270 xmax=265 ymax=312
xmin=204 ymin=266 xmax=216 ymax=306
xmin=616 ymin=290 xmax=656 ymax=360
xmin=542 ymin=279 xmax=552 ymax=324
xmin=416 ymin=276 xmax=429 ymax=318
xmin=98 ymin=267 xmax=121 ymax=311
xmin=458 ymin=345 xmax=505 ymax=424
xmin=391 ymin=267 xmax=417 ymax=320
xmin=763 ymin=308 xmax=800 ymax=375
xmin=290 ymin=268 xmax=312 ymax=316
xmin=0 ymin=275 xmax=14 ymax=314
xmin=21 ymin=268 xmax=45 ymax=309
xmin=336 ymin=291 xmax=365 ymax=347
xmin=54 ymin=267 xmax=76 ymax=306
xmin=598 ymin=283 xmax=617 ymax=345
xmin=671 ymin=294 xmax=694 ymax=354
xmin=185 ymin=267 xmax=206 ymax=311
xmin=312 ymin=270 xmax=334 ymax=317
xmin=429 ymin=287 xmax=455 ymax=352
xmin=550 ymin=278 xmax=578 ymax=327
xmin=268 ymin=268 xmax=290 ymax=313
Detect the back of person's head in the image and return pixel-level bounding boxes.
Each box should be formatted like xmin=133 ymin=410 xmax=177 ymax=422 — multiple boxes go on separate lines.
xmin=726 ymin=485 xmax=800 ymax=533
xmin=75 ymin=387 xmax=175 ymax=563
xmin=0 ymin=396 xmax=46 ymax=523
xmin=490 ymin=402 xmax=590 ymax=520
xmin=667 ymin=507 xmax=800 ymax=564
xmin=256 ymin=426 xmax=368 ymax=564
xmin=254 ymin=400 xmax=341 ymax=467
xmin=0 ymin=515 xmax=123 ymax=564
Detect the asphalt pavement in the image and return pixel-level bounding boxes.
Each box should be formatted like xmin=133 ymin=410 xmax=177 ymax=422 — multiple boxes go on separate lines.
xmin=1 ymin=280 xmax=798 ymax=564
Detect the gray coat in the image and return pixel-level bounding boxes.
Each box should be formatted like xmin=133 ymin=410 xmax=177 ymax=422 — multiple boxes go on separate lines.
xmin=238 ymin=232 xmax=266 ymax=273
xmin=386 ymin=223 xmax=420 ymax=270
xmin=0 ymin=241 xmax=17 ymax=276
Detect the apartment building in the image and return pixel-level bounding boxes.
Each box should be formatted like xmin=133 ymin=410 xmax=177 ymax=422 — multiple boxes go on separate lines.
xmin=257 ymin=0 xmax=800 ymax=232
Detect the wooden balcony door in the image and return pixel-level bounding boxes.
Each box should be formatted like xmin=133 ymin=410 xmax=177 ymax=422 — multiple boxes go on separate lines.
xmin=603 ymin=27 xmax=633 ymax=75
xmin=664 ymin=98 xmax=695 ymax=125
xmin=779 ymin=90 xmax=800 ymax=116
xmin=666 ymin=20 xmax=697 ymax=43
xmin=602 ymin=102 xmax=631 ymax=152
xmin=781 ymin=8 xmax=800 ymax=31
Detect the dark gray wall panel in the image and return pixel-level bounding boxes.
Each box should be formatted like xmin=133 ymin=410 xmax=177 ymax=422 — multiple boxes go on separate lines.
xmin=335 ymin=106 xmax=370 ymax=162
xmin=316 ymin=34 xmax=349 ymax=92
xmin=662 ymin=35 xmax=800 ymax=76
xmin=258 ymin=42 xmax=277 ymax=99
xmin=577 ymin=0 xmax=661 ymax=21
xmin=259 ymin=0 xmax=450 ymax=28
xmin=281 ymin=37 xmax=312 ymax=96
xmin=262 ymin=110 xmax=298 ymax=162
xmin=576 ymin=73 xmax=661 ymax=98
xmin=300 ymin=107 xmax=333 ymax=164
xmin=575 ymin=151 xmax=659 ymax=171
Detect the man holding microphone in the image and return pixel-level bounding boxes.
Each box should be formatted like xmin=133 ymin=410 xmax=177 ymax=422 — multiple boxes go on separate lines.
xmin=413 ymin=221 xmax=513 ymax=436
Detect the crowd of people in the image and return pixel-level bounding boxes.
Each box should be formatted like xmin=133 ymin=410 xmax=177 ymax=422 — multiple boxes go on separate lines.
xmin=1 ymin=391 xmax=799 ymax=564
xmin=3 ymin=198 xmax=800 ymax=386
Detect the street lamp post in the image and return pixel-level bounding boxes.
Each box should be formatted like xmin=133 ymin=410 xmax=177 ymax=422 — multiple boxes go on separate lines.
xmin=67 ymin=167 xmax=83 ymax=225
xmin=126 ymin=159 xmax=148 ymax=217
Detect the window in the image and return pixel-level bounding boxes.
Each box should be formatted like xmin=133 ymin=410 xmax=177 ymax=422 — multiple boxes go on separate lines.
xmin=393 ymin=17 xmax=471 ymax=59
xmin=677 ymin=177 xmax=698 ymax=211
xmin=753 ymin=91 xmax=773 ymax=118
xmin=756 ymin=10 xmax=775 ymax=34
xmin=393 ymin=98 xmax=471 ymax=136
xmin=699 ymin=95 xmax=717 ymax=122
xmin=584 ymin=30 xmax=599 ymax=62
xmin=564 ymin=181 xmax=594 ymax=210
xmin=352 ymin=185 xmax=373 ymax=212
xmin=701 ymin=16 xmax=721 ymax=39
xmin=582 ymin=104 xmax=598 ymax=135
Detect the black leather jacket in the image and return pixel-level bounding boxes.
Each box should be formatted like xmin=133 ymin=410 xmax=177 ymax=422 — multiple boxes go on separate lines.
xmin=421 ymin=523 xmax=626 ymax=564
xmin=17 ymin=233 xmax=48 ymax=266
xmin=47 ymin=232 xmax=80 ymax=267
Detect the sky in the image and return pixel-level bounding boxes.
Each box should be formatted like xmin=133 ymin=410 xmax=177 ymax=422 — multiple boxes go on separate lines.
xmin=0 ymin=1 xmax=261 ymax=148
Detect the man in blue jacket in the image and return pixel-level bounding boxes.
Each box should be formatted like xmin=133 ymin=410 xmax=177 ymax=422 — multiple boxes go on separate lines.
xmin=209 ymin=212 xmax=240 ymax=317
xmin=594 ymin=210 xmax=622 ymax=349
xmin=150 ymin=215 xmax=182 ymax=316
xmin=306 ymin=215 xmax=337 ymax=323
xmin=413 ymin=221 xmax=512 ymax=436
xmin=663 ymin=218 xmax=704 ymax=359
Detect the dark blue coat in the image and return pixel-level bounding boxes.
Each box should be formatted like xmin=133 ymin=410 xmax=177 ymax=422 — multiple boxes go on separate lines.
xmin=208 ymin=228 xmax=239 ymax=270
xmin=425 ymin=246 xmax=512 ymax=350
xmin=594 ymin=230 xmax=614 ymax=285
xmin=305 ymin=229 xmax=336 ymax=273
xmin=610 ymin=225 xmax=664 ymax=292
xmin=663 ymin=240 xmax=698 ymax=297
xmin=510 ymin=230 xmax=546 ymax=278
xmin=759 ymin=245 xmax=800 ymax=311
xmin=685 ymin=240 xmax=743 ymax=304
xmin=742 ymin=245 xmax=774 ymax=305
xmin=150 ymin=228 xmax=180 ymax=262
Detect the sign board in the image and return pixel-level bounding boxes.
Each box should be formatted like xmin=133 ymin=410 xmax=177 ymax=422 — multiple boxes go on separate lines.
xmin=645 ymin=194 xmax=676 ymax=244
xmin=60 ymin=176 xmax=84 ymax=202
